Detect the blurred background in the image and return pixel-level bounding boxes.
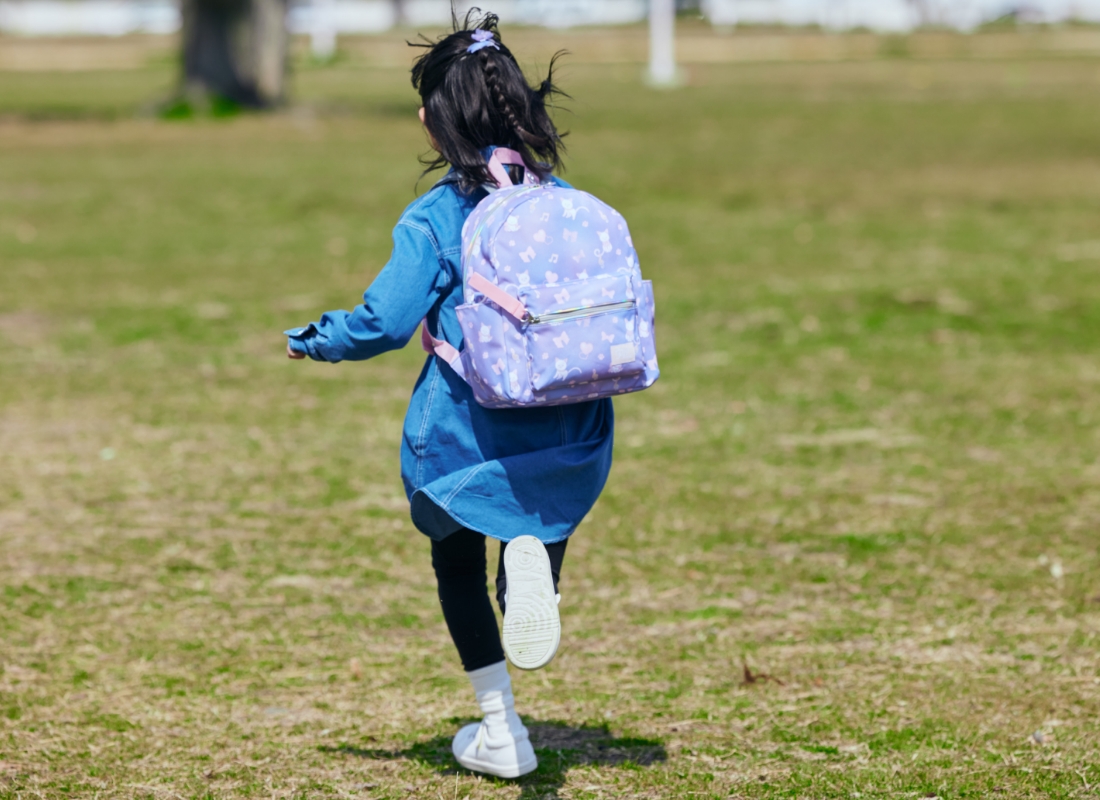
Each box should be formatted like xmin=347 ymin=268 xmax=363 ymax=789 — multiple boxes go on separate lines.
xmin=2 ymin=1 xmax=1099 ymax=798
xmin=5 ymin=0 xmax=1100 ymax=108
xmin=5 ymin=0 xmax=1100 ymax=38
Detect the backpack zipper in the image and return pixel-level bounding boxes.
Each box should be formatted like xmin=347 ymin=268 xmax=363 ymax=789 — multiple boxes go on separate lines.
xmin=527 ymin=299 xmax=635 ymax=325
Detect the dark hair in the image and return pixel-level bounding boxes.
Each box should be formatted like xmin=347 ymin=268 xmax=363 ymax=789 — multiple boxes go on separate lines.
xmin=410 ymin=8 xmax=567 ymax=192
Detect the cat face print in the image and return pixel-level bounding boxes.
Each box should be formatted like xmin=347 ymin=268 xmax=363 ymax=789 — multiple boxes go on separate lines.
xmin=562 ymin=199 xmax=587 ymax=219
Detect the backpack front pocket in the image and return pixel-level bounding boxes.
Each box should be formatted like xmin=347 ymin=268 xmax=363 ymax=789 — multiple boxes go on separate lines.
xmin=523 ymin=276 xmax=646 ymax=395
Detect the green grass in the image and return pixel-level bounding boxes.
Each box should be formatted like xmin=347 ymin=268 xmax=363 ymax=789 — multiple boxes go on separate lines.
xmin=2 ymin=34 xmax=1100 ymax=799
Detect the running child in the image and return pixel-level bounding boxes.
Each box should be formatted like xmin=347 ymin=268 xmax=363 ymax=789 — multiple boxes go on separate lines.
xmin=286 ymin=10 xmax=655 ymax=779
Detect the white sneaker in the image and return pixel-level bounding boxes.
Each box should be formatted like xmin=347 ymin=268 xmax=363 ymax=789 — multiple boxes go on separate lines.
xmin=452 ymin=718 xmax=537 ymax=778
xmin=458 ymin=661 xmax=537 ymax=778
xmin=502 ymin=535 xmax=561 ymax=670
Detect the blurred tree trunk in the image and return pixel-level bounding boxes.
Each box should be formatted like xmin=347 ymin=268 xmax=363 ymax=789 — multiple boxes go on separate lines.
xmin=180 ymin=0 xmax=288 ymax=108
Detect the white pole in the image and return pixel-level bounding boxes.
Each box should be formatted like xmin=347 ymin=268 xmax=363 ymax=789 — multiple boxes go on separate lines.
xmin=311 ymin=0 xmax=336 ymax=60
xmin=648 ymin=0 xmax=677 ymax=86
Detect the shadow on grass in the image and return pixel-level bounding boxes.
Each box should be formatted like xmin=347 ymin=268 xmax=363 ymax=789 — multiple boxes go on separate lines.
xmin=321 ymin=719 xmax=667 ymax=798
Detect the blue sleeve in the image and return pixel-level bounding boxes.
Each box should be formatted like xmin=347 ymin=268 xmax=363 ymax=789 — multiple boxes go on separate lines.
xmin=285 ymin=221 xmax=450 ymax=363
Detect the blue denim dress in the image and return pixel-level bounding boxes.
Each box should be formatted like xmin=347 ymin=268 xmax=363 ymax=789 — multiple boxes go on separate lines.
xmin=286 ymin=171 xmax=614 ymax=544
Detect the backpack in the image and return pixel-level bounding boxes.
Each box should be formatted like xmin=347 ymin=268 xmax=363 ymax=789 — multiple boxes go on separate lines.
xmin=421 ymin=148 xmax=659 ymax=408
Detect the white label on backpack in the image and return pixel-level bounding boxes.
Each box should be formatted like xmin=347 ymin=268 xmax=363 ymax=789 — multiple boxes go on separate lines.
xmin=610 ymin=343 xmax=636 ymax=366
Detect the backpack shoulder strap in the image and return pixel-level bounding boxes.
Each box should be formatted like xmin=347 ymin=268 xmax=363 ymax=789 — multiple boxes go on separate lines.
xmin=421 ymin=322 xmax=466 ymax=379
xmin=487 ymin=148 xmax=541 ymax=189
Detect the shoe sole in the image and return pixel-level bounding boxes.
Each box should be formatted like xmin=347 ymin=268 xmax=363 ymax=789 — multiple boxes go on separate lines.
xmin=502 ymin=535 xmax=561 ymax=670
xmin=453 ymin=752 xmax=538 ymax=779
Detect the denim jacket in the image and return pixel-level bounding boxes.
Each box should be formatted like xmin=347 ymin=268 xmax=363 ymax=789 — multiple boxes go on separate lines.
xmin=286 ymin=165 xmax=613 ymax=543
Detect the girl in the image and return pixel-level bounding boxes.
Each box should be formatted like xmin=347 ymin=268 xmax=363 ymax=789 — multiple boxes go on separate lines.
xmin=284 ymin=11 xmax=613 ymax=779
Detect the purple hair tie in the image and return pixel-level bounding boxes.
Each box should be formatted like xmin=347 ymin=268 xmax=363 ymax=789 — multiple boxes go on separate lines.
xmin=467 ymin=29 xmax=500 ymax=54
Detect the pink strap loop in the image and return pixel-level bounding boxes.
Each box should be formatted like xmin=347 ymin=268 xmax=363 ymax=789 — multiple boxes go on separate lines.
xmin=486 ymin=147 xmax=530 ymax=189
xmin=421 ymin=322 xmax=465 ymax=378
xmin=469 ymin=272 xmax=529 ymax=321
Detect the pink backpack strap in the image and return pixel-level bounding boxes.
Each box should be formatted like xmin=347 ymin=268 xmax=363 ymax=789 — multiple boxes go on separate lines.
xmin=487 ymin=147 xmax=535 ymax=189
xmin=421 ymin=322 xmax=465 ymax=379
xmin=469 ymin=272 xmax=529 ymax=321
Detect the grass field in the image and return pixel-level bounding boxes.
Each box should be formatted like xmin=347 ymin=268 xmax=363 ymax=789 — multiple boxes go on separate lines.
xmin=2 ymin=30 xmax=1100 ymax=799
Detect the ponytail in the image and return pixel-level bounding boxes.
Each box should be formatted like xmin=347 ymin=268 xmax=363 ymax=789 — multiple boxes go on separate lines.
xmin=410 ymin=9 xmax=567 ymax=192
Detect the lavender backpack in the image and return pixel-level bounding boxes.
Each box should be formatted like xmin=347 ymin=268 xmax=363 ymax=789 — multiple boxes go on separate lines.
xmin=421 ymin=148 xmax=659 ymax=409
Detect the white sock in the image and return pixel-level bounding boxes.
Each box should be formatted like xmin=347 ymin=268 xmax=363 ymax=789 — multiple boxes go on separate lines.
xmin=466 ymin=660 xmax=526 ymax=741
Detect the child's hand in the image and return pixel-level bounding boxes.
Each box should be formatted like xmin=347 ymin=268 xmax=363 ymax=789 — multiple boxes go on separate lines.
xmin=287 ymin=342 xmax=306 ymax=360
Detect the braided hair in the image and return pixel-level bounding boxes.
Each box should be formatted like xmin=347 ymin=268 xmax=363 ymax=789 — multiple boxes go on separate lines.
xmin=410 ymin=9 xmax=567 ymax=192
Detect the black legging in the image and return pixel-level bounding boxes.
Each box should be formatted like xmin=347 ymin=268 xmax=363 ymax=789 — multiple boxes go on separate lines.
xmin=431 ymin=529 xmax=567 ymax=672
